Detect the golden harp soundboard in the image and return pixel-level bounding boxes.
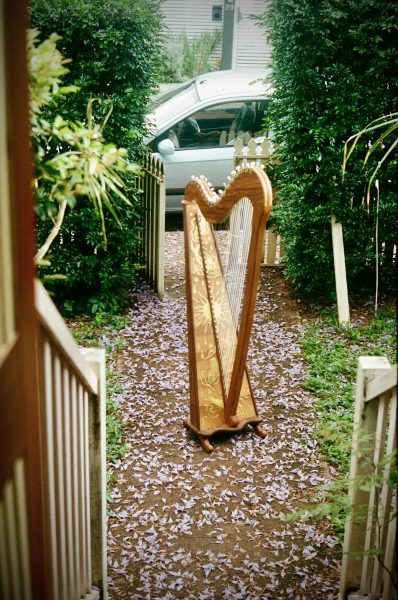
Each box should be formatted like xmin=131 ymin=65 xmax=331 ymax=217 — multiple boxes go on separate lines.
xmin=183 ymin=165 xmax=272 ymax=452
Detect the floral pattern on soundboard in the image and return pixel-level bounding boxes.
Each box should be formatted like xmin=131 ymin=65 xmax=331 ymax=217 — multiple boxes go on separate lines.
xmin=187 ymin=205 xmax=257 ymax=431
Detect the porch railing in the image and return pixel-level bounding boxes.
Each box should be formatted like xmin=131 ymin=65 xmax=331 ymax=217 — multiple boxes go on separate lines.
xmin=35 ymin=280 xmax=107 ymax=600
xmin=233 ymin=136 xmax=284 ymax=266
xmin=0 ymin=457 xmax=32 ymax=599
xmin=339 ymin=356 xmax=397 ymax=600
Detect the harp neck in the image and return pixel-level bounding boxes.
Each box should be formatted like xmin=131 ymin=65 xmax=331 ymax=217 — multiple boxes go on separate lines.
xmin=184 ymin=165 xmax=272 ymax=225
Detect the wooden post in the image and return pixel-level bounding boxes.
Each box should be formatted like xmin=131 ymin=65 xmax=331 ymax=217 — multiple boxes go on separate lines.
xmin=331 ymin=214 xmax=350 ymax=328
xmin=81 ymin=348 xmax=107 ymax=600
xmin=221 ymin=0 xmax=235 ymax=69
xmin=339 ymin=356 xmax=391 ymax=599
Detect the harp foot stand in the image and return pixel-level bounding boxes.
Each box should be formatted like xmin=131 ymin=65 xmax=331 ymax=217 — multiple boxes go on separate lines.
xmin=199 ymin=436 xmax=214 ymax=454
xmin=183 ymin=419 xmax=214 ymax=453
xmin=252 ymin=423 xmax=266 ymax=438
xmin=183 ymin=417 xmax=264 ymax=453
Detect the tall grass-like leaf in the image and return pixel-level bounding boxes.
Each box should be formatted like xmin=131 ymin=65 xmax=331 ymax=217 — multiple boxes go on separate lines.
xmin=342 ymin=112 xmax=398 ymax=183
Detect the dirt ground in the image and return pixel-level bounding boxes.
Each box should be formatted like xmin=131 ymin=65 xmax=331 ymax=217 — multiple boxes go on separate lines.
xmin=106 ymin=228 xmax=341 ymax=599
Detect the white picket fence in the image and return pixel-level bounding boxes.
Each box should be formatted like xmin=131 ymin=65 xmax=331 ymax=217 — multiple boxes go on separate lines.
xmin=339 ymin=357 xmax=397 ymax=600
xmin=35 ymin=280 xmax=107 ymax=600
xmin=233 ymin=137 xmax=284 ymax=266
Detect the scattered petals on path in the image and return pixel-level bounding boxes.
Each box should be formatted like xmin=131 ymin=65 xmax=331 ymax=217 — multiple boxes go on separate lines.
xmin=107 ymin=230 xmax=340 ymax=599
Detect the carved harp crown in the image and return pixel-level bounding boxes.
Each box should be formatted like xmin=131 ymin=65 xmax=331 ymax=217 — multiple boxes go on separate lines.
xmin=183 ymin=165 xmax=272 ymax=452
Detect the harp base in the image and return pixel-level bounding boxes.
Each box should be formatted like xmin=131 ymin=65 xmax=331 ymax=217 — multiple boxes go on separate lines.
xmin=183 ymin=417 xmax=264 ymax=453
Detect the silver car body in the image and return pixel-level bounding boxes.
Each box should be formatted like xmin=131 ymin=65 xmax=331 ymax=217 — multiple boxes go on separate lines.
xmin=145 ymin=69 xmax=272 ymax=212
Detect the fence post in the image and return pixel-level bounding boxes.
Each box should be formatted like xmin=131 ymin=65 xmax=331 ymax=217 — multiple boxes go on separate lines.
xmin=80 ymin=348 xmax=107 ymax=600
xmin=156 ymin=159 xmax=165 ymax=299
xmin=138 ymin=153 xmax=165 ymax=299
xmin=331 ymin=214 xmax=350 ymax=328
xmin=339 ymin=356 xmax=391 ymax=599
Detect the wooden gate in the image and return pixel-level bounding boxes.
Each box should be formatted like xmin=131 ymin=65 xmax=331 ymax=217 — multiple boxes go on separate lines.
xmin=35 ymin=281 xmax=107 ymax=600
xmin=339 ymin=357 xmax=397 ymax=600
xmin=1 ymin=1 xmax=49 ymax=595
xmin=233 ymin=137 xmax=284 ymax=266
xmin=137 ymin=153 xmax=166 ymax=299
xmin=1 ymin=3 xmax=107 ymax=597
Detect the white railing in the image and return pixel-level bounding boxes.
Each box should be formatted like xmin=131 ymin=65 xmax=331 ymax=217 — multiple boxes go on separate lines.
xmin=137 ymin=153 xmax=165 ymax=299
xmin=339 ymin=357 xmax=397 ymax=600
xmin=233 ymin=137 xmax=284 ymax=266
xmin=35 ymin=280 xmax=107 ymax=600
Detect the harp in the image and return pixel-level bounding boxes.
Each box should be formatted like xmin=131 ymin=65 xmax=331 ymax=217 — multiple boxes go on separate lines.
xmin=183 ymin=165 xmax=272 ymax=452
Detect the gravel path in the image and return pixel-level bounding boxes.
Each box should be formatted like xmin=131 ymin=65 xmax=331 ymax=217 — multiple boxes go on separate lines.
xmin=106 ymin=230 xmax=341 ymax=599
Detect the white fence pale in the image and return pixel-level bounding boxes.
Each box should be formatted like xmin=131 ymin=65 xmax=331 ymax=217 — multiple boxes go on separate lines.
xmin=233 ymin=137 xmax=284 ymax=266
xmin=339 ymin=357 xmax=397 ymax=600
xmin=137 ymin=154 xmax=165 ymax=299
xmin=0 ymin=458 xmax=32 ymax=600
xmin=35 ymin=280 xmax=106 ymax=600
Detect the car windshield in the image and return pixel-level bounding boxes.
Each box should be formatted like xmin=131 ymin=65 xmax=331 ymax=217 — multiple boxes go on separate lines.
xmin=150 ymin=80 xmax=194 ymax=110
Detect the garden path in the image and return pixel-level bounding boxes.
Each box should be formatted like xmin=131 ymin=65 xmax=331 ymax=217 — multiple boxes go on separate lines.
xmin=106 ymin=229 xmax=341 ymax=599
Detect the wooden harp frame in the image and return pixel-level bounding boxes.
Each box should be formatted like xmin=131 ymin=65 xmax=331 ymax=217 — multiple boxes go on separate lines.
xmin=183 ymin=165 xmax=272 ymax=452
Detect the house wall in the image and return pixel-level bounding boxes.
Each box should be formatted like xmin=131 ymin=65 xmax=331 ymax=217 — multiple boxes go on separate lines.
xmin=161 ymin=0 xmax=224 ymax=65
xmin=161 ymin=0 xmax=224 ymax=37
xmin=160 ymin=0 xmax=271 ymax=71
xmin=233 ymin=0 xmax=271 ymax=69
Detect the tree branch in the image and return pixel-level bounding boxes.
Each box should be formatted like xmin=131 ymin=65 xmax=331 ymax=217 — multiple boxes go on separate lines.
xmin=34 ymin=199 xmax=68 ymax=264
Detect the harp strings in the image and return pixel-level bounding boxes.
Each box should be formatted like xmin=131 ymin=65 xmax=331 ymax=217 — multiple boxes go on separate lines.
xmin=214 ymin=197 xmax=253 ymax=395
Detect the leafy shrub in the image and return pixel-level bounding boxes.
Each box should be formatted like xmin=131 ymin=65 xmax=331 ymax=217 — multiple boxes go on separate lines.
xmin=29 ymin=0 xmax=163 ymax=313
xmin=296 ymin=306 xmax=396 ymax=539
xmin=261 ymin=1 xmax=398 ymax=300
xmin=30 ymin=0 xmax=163 ymax=155
xmin=38 ymin=199 xmax=142 ymax=314
xmin=301 ymin=306 xmax=397 ymax=472
xmin=28 ymin=30 xmax=138 ymax=268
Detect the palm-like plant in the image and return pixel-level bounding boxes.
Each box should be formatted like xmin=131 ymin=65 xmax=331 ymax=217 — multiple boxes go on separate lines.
xmin=343 ymin=112 xmax=398 ymax=206
xmin=28 ymin=29 xmax=139 ymax=263
xmin=343 ymin=112 xmax=398 ymax=312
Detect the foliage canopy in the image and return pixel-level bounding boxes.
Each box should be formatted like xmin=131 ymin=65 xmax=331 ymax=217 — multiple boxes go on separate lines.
xmin=29 ymin=0 xmax=163 ymax=314
xmin=28 ymin=29 xmax=138 ymax=261
xmin=262 ymin=0 xmax=398 ymax=300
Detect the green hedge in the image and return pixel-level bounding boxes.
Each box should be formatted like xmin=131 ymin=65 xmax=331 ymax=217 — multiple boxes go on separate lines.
xmin=262 ymin=0 xmax=398 ymax=300
xmin=30 ymin=0 xmax=163 ymax=313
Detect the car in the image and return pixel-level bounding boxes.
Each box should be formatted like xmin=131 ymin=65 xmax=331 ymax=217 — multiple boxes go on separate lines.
xmin=145 ymin=69 xmax=272 ymax=212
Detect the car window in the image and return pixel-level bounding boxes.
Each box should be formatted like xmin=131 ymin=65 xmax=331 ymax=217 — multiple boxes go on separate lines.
xmin=157 ymin=100 xmax=269 ymax=150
